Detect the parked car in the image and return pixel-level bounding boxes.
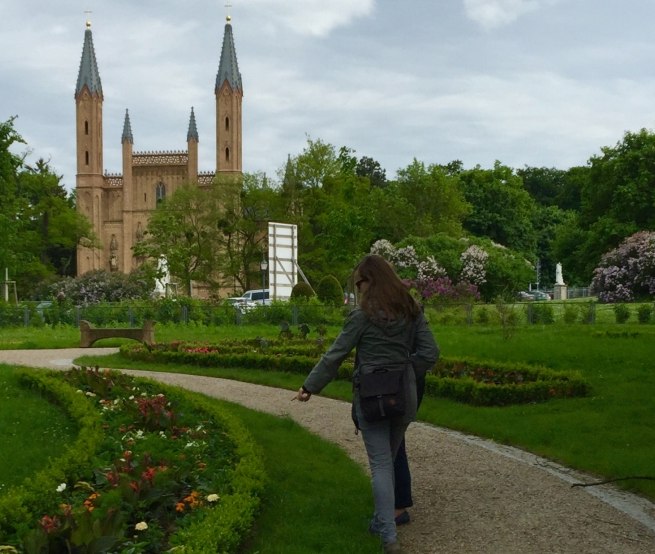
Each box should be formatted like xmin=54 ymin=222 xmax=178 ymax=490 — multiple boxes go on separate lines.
xmin=531 ymin=290 xmax=551 ymax=301
xmin=228 ymin=289 xmax=271 ymax=310
xmin=517 ymin=291 xmax=534 ymax=301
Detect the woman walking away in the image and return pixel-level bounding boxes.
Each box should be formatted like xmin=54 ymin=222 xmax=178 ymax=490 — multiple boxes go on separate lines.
xmin=296 ymin=254 xmax=439 ymax=553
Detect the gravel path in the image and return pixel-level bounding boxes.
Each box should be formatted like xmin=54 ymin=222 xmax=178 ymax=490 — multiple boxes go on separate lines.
xmin=1 ymin=348 xmax=655 ymax=553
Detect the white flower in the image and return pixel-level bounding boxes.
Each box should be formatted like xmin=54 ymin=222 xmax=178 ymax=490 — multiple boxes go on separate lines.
xmin=128 ymin=395 xmax=135 ymax=400
xmin=206 ymin=494 xmax=219 ymax=503
xmin=76 ymin=389 xmax=84 ymax=394
xmin=85 ymin=391 xmax=96 ymax=397
xmin=56 ymin=483 xmax=67 ymax=493
xmin=135 ymin=521 xmax=148 ymax=531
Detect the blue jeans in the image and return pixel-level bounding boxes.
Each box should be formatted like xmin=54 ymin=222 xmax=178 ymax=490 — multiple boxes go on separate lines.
xmin=355 ymin=399 xmax=409 ymax=544
xmin=394 ymin=371 xmax=425 ymax=509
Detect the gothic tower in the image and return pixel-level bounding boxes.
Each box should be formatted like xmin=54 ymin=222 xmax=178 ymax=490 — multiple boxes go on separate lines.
xmin=215 ymin=15 xmax=243 ymax=175
xmin=74 ymin=14 xmax=244 ymax=295
xmin=75 ymin=19 xmax=104 ymax=273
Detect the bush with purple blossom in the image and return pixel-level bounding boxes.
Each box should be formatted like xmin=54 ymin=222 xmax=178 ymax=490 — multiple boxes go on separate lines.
xmin=590 ymin=231 xmax=655 ymax=303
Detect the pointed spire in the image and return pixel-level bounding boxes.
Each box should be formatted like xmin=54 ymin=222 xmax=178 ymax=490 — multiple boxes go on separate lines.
xmin=187 ymin=107 xmax=199 ymax=141
xmin=215 ymin=16 xmax=242 ymax=92
xmin=76 ymin=21 xmax=103 ymax=97
xmin=122 ymin=109 xmax=133 ymax=144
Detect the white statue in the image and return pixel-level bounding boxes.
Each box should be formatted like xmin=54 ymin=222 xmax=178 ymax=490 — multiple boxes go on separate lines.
xmin=555 ymin=262 xmax=564 ymax=286
xmin=154 ymin=256 xmax=171 ymax=296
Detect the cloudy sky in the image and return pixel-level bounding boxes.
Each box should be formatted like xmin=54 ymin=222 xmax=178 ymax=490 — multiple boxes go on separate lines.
xmin=2 ymin=0 xmax=655 ymax=192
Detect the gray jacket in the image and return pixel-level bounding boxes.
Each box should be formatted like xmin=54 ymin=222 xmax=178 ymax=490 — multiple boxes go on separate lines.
xmin=303 ymin=308 xmax=439 ymax=420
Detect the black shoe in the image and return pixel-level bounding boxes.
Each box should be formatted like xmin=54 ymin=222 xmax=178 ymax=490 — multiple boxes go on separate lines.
xmin=394 ymin=511 xmax=410 ymax=526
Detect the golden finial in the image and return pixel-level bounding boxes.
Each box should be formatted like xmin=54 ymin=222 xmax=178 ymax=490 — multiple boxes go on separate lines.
xmin=225 ymin=1 xmax=232 ymax=22
xmin=85 ymin=10 xmax=92 ymax=28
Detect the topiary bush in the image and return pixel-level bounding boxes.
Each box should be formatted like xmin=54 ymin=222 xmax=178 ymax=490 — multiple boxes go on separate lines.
xmin=315 ymin=275 xmax=343 ymax=306
xmin=290 ymin=282 xmax=315 ymax=300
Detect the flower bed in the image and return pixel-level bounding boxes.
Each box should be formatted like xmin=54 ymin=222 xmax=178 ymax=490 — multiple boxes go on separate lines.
xmin=120 ymin=340 xmax=590 ymax=406
xmin=427 ymin=358 xmax=590 ymax=406
xmin=0 ymin=367 xmax=265 ymax=553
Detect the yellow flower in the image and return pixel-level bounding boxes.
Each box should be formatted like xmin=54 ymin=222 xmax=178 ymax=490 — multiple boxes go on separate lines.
xmin=206 ymin=494 xmax=219 ymax=503
xmin=135 ymin=521 xmax=148 ymax=531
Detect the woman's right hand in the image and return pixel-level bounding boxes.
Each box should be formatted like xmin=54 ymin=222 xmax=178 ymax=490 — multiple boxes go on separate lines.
xmin=296 ymin=387 xmax=312 ymax=401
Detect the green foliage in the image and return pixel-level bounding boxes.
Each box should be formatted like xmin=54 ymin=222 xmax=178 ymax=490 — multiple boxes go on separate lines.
xmin=43 ymin=268 xmax=154 ymax=306
xmin=526 ymin=303 xmax=555 ymax=324
xmin=0 ymin=118 xmax=92 ymax=298
xmin=121 ymin=338 xmax=588 ymax=407
xmin=459 ymin=161 xmax=537 ymax=254
xmin=562 ymin=304 xmax=579 ymax=324
xmin=316 ymin=275 xmax=343 ymax=306
xmin=393 ymin=159 xmax=470 ymax=237
xmin=613 ymin=304 xmax=630 ymax=324
xmin=637 ymin=304 xmax=652 ymax=324
xmin=290 ymin=282 xmax=315 ymax=299
xmin=427 ymin=358 xmax=589 ymax=406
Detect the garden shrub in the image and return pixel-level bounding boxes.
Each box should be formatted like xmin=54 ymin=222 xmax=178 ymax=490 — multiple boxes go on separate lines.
xmin=637 ymin=304 xmax=652 ymax=324
xmin=613 ymin=303 xmax=630 ymax=324
xmin=590 ymin=230 xmax=655 ymax=303
xmin=475 ymin=306 xmax=490 ymax=324
xmin=562 ymin=304 xmax=579 ymax=324
xmin=290 ymin=282 xmax=314 ymax=300
xmin=315 ymin=275 xmax=343 ymax=306
xmin=427 ymin=358 xmax=590 ymax=406
xmin=579 ymin=302 xmax=596 ymax=324
xmin=121 ymin=340 xmax=590 ymax=406
xmin=527 ymin=303 xmax=555 ymax=324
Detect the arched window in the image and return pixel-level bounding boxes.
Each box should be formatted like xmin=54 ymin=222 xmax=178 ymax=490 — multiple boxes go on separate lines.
xmin=84 ymin=121 xmax=89 ymax=135
xmin=225 ymin=147 xmax=230 ymax=162
xmin=225 ymin=116 xmax=230 ymax=131
xmin=156 ymin=182 xmax=166 ymax=205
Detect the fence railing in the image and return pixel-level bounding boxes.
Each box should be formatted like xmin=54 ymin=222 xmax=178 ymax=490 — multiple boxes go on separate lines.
xmin=1 ymin=299 xmax=653 ymax=328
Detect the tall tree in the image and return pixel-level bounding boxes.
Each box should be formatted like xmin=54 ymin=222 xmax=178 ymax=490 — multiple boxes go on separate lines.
xmin=394 ymin=159 xmax=470 ymax=237
xmin=356 ymin=155 xmax=387 ymax=188
xmin=459 ymin=162 xmax=537 ymax=255
xmin=0 ymin=117 xmax=25 ymax=287
xmin=134 ymin=184 xmax=225 ymax=296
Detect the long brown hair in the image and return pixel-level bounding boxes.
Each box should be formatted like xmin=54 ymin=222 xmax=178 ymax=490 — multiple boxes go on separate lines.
xmin=355 ymin=254 xmax=420 ymax=322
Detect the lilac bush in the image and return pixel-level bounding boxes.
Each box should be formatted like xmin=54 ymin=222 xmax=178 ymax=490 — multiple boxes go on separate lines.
xmin=370 ymin=239 xmax=480 ymax=303
xmin=590 ymin=231 xmax=655 ymax=303
xmin=459 ymin=245 xmax=489 ymax=287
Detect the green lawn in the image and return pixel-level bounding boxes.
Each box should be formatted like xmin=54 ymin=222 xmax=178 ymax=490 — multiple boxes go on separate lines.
xmin=2 ymin=320 xmax=655 ymax=507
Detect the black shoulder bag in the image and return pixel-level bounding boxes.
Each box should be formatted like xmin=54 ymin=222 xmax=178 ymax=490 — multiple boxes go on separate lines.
xmin=354 ymin=319 xmax=416 ymax=424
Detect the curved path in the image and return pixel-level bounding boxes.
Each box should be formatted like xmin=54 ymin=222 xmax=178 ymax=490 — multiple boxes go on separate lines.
xmin=1 ymin=349 xmax=654 ymax=553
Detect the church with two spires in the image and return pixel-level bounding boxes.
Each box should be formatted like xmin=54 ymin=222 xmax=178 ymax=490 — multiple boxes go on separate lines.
xmin=74 ymin=15 xmax=243 ymax=279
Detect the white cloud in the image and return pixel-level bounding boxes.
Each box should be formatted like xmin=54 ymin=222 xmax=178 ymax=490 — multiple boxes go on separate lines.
xmin=463 ymin=0 xmax=544 ymax=30
xmin=242 ymin=0 xmax=375 ymax=36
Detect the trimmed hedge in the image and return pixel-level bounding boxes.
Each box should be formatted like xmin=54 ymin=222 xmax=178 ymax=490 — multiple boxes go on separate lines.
xmin=428 ymin=358 xmax=590 ymax=406
xmin=120 ymin=341 xmax=590 ymax=406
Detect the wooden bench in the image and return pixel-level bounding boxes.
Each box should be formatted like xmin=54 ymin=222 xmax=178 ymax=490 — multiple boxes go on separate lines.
xmin=79 ymin=320 xmax=156 ymax=348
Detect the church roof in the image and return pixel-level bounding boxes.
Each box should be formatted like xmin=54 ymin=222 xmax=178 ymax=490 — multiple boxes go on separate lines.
xmin=187 ymin=107 xmax=199 ymax=141
xmin=215 ymin=18 xmax=242 ymax=92
xmin=76 ymin=23 xmax=103 ymax=97
xmin=122 ymin=109 xmax=133 ymax=144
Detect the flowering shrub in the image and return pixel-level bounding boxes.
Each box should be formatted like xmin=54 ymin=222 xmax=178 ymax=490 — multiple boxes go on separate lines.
xmin=1 ymin=367 xmax=265 ymax=553
xmin=370 ymin=239 xmax=483 ymax=303
xmin=459 ymin=245 xmax=489 ymax=287
xmin=590 ymin=231 xmax=655 ymax=303
xmin=44 ymin=269 xmax=155 ymax=306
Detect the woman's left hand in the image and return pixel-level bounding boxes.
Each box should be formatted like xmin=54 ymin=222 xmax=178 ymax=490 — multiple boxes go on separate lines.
xmin=296 ymin=387 xmax=312 ymax=402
